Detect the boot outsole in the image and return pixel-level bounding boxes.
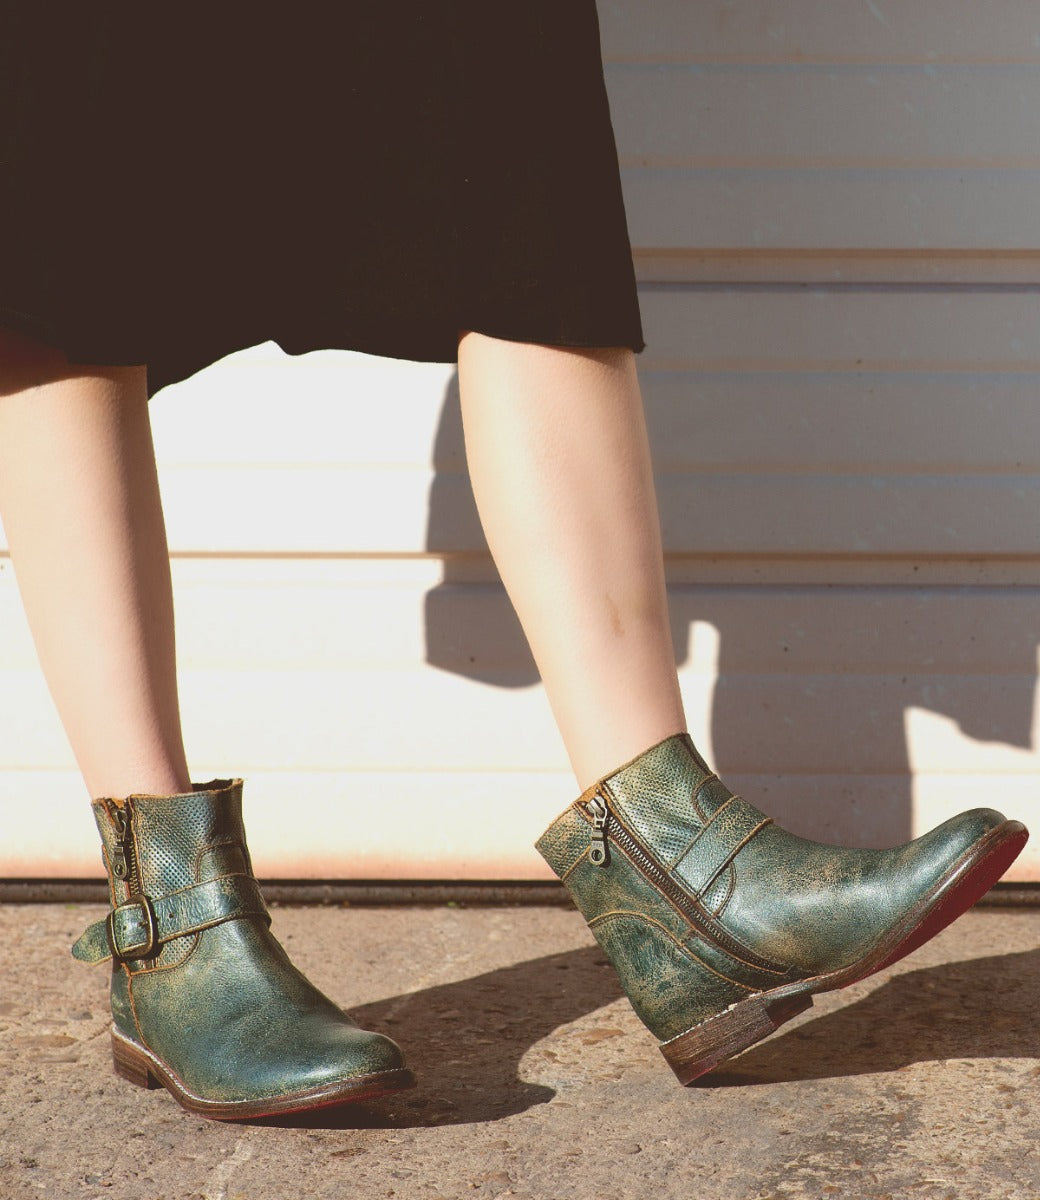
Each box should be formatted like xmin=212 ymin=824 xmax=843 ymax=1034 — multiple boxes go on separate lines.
xmin=660 ymin=818 xmax=1029 ymax=1086
xmin=111 ymin=1027 xmax=416 ymax=1119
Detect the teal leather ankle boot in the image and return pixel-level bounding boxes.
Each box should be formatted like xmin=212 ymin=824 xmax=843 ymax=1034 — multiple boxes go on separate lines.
xmin=536 ymin=734 xmax=1028 ymax=1084
xmin=73 ymin=779 xmax=414 ymax=1119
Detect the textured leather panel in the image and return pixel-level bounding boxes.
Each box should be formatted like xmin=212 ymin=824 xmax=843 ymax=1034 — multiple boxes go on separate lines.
xmin=671 ymin=796 xmax=770 ymax=896
xmin=89 ymin=781 xmax=245 ymax=972
xmin=603 ymin=735 xmax=710 ymax=867
xmin=132 ymin=782 xmax=242 ymax=894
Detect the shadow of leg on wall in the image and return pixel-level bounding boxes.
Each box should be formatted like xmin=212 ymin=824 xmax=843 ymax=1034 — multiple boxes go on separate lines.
xmin=424 ymin=370 xmax=540 ymax=687
xmin=424 ymin=373 xmax=1039 ymax=855
xmin=667 ymin=585 xmax=1039 ymax=851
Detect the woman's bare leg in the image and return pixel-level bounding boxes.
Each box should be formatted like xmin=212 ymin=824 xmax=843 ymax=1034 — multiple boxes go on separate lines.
xmin=457 ymin=331 xmax=685 ymax=789
xmin=0 ymin=331 xmax=190 ymax=799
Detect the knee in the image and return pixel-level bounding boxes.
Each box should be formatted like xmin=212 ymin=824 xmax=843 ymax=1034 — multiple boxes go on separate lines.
xmin=0 ymin=327 xmax=142 ymax=397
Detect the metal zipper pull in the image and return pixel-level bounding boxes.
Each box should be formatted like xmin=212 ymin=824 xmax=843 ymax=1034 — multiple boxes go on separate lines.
xmin=110 ymin=806 xmax=132 ymax=882
xmin=587 ymin=794 xmax=611 ymax=868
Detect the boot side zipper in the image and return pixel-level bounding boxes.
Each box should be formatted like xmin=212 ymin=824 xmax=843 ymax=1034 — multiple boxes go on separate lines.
xmin=110 ymin=802 xmax=140 ymax=894
xmin=583 ymin=792 xmax=787 ymax=977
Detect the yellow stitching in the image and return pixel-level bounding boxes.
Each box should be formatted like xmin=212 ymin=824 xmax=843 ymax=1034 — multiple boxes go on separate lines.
xmin=129 ymin=929 xmax=203 ymax=977
xmin=714 ymin=865 xmax=736 ymax=917
xmin=560 ymin=851 xmax=588 ymax=882
xmin=589 ymin=910 xmax=755 ymax=992
xmin=692 ymin=772 xmax=720 ymax=823
xmin=192 ymin=836 xmax=240 ymax=884
xmin=678 ymin=942 xmax=759 ymax=991
xmin=698 ymin=816 xmax=774 ymax=896
xmin=156 ymin=871 xmax=252 ymax=902
xmin=589 ymin=907 xmax=686 ymax=946
xmin=680 ymin=923 xmax=790 ymax=977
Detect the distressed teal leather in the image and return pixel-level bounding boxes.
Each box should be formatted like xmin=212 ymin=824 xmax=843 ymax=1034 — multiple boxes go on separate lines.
xmin=75 ymin=779 xmax=408 ymax=1108
xmin=536 ymin=734 xmax=1010 ymax=1043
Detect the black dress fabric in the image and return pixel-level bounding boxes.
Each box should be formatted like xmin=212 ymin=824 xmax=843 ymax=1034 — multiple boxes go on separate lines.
xmin=1 ymin=3 xmax=644 ymax=395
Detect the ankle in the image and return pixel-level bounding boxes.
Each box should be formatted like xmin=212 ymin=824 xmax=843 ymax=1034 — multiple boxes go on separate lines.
xmin=85 ymin=766 xmax=194 ymax=801
xmin=571 ymin=723 xmax=690 ymax=792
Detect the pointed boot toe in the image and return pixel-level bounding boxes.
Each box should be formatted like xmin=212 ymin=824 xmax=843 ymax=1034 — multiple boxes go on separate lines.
xmin=861 ymin=805 xmax=1028 ymax=973
xmin=74 ymin=780 xmax=415 ymax=1120
xmin=537 ymin=735 xmax=1028 ymax=1086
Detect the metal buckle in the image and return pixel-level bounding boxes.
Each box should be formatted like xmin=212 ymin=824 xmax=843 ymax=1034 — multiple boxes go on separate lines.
xmin=105 ymin=895 xmax=158 ymax=962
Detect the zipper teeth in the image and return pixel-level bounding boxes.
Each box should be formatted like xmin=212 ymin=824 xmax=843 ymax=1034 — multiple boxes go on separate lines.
xmin=112 ymin=800 xmax=141 ymax=896
xmin=125 ymin=801 xmax=141 ymax=895
xmin=588 ymin=794 xmax=787 ymax=977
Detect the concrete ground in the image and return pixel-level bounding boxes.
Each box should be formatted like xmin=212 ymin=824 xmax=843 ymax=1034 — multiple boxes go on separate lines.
xmin=0 ymin=902 xmax=1038 ymax=1200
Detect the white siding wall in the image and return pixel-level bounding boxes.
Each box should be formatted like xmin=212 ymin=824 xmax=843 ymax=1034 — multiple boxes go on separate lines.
xmin=2 ymin=1 xmax=1038 ymax=880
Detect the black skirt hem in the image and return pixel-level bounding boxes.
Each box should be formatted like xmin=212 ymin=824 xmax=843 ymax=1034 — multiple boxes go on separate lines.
xmin=0 ymin=306 xmax=646 ymax=399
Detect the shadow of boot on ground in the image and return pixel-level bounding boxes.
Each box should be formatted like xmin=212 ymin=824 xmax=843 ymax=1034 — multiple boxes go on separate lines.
xmin=251 ymin=943 xmax=623 ymax=1129
xmin=700 ymin=946 xmax=1040 ymax=1088
xmin=248 ymin=942 xmax=1040 ymax=1127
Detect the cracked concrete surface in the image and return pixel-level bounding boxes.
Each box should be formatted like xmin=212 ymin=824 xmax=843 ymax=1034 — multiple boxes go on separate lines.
xmin=0 ymin=904 xmax=1037 ymax=1200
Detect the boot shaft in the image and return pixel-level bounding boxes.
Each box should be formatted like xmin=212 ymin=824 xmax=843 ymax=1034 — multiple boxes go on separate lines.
xmin=91 ymin=779 xmax=254 ymax=904
xmin=77 ymin=779 xmax=267 ymax=974
xmin=537 ymin=733 xmax=756 ymax=920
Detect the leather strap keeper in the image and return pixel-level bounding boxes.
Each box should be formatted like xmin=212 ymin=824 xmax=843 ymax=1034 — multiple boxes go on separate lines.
xmin=672 ymin=796 xmax=772 ymax=899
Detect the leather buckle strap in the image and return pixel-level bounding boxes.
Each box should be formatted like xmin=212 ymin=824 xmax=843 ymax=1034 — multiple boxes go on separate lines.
xmin=72 ymin=873 xmax=270 ymax=965
xmin=106 ymin=895 xmax=158 ymax=962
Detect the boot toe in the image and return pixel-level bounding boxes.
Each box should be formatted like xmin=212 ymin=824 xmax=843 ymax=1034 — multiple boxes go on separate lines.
xmin=245 ymin=1018 xmax=410 ymax=1102
xmin=328 ymin=1025 xmax=409 ymax=1081
xmin=898 ymin=806 xmax=1024 ymax=905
